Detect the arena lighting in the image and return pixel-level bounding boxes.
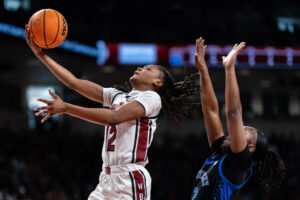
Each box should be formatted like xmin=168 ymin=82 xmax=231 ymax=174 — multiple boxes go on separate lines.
xmin=277 ymin=17 xmax=300 ymax=34
xmin=169 ymin=45 xmax=300 ymax=68
xmin=4 ymin=0 xmax=30 ymax=12
xmin=26 ymin=86 xmax=56 ymax=110
xmin=96 ymin=40 xmax=110 ymax=65
xmin=1 ymin=22 xmax=300 ymax=68
xmin=118 ymin=43 xmax=157 ymax=65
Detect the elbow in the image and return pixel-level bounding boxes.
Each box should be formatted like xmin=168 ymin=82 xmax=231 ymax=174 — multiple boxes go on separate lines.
xmin=203 ymin=109 xmax=219 ymax=119
xmin=68 ymin=81 xmax=75 ymax=90
xmin=202 ymin=105 xmax=219 ymax=115
xmin=68 ymin=80 xmax=76 ymax=90
xmin=201 ymin=99 xmax=219 ymax=114
xmin=226 ymin=108 xmax=242 ymax=119
xmin=67 ymin=77 xmax=79 ymax=90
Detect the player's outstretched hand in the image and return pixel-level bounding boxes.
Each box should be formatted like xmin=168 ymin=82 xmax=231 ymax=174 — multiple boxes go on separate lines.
xmin=194 ymin=37 xmax=207 ymax=71
xmin=33 ymin=89 xmax=66 ymax=123
xmin=222 ymin=42 xmax=246 ymax=69
xmin=25 ymin=24 xmax=43 ymax=56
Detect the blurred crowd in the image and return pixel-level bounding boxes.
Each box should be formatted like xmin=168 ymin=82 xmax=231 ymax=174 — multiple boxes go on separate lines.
xmin=0 ymin=126 xmax=299 ymax=200
xmin=2 ymin=0 xmax=300 ymax=46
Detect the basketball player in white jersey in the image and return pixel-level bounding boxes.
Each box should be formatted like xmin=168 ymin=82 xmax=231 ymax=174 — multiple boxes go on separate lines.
xmin=25 ymin=25 xmax=199 ymax=200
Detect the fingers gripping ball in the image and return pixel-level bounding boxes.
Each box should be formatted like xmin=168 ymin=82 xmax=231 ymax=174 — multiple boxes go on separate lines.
xmin=28 ymin=9 xmax=68 ymax=49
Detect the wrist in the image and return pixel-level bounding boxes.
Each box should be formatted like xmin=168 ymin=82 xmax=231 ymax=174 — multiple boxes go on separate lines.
xmin=35 ymin=51 xmax=45 ymax=58
xmin=225 ymin=65 xmax=235 ymax=71
xmin=63 ymin=102 xmax=69 ymax=114
xmin=198 ymin=66 xmax=208 ymax=73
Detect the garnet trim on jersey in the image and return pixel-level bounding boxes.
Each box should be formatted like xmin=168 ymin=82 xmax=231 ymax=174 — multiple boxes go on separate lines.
xmin=132 ymin=118 xmax=151 ymax=163
xmin=129 ymin=170 xmax=147 ymax=200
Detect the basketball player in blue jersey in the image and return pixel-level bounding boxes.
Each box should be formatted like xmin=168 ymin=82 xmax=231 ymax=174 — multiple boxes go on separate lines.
xmin=25 ymin=25 xmax=200 ymax=200
xmin=190 ymin=37 xmax=286 ymax=200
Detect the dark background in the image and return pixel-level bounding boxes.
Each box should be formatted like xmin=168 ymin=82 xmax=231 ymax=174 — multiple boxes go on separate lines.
xmin=0 ymin=0 xmax=300 ymax=199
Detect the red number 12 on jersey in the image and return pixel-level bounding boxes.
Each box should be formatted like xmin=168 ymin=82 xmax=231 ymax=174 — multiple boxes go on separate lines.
xmin=107 ymin=126 xmax=117 ymax=151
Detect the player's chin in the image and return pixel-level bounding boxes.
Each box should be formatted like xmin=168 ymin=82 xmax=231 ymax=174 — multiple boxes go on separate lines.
xmin=129 ymin=76 xmax=138 ymax=84
xmin=130 ymin=75 xmax=139 ymax=82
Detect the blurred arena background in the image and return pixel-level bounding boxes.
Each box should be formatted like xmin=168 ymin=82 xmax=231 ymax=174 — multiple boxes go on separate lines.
xmin=1 ymin=0 xmax=300 ymax=199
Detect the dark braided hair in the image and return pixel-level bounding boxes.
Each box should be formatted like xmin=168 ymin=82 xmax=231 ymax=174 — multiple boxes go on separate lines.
xmin=113 ymin=65 xmax=200 ymax=121
xmin=113 ymin=81 xmax=131 ymax=93
xmin=254 ymin=150 xmax=287 ymax=188
xmin=156 ymin=65 xmax=200 ymax=121
xmin=252 ymin=129 xmax=287 ymax=188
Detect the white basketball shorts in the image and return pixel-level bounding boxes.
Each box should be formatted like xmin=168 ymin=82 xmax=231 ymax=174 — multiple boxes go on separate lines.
xmin=88 ymin=163 xmax=151 ymax=200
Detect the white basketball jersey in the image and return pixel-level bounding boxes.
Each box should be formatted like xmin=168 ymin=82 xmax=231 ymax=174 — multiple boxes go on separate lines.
xmin=102 ymin=88 xmax=162 ymax=166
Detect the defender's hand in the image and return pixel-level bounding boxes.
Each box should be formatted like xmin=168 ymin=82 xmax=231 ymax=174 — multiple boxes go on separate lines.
xmin=222 ymin=42 xmax=246 ymax=69
xmin=194 ymin=37 xmax=207 ymax=71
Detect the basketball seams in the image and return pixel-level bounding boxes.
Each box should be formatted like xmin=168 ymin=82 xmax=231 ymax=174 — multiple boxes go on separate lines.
xmin=47 ymin=10 xmax=60 ymax=48
xmin=51 ymin=14 xmax=67 ymax=48
xmin=43 ymin=9 xmax=49 ymax=49
xmin=30 ymin=16 xmax=47 ymax=48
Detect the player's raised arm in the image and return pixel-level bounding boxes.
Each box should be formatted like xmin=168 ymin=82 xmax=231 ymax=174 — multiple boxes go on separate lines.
xmin=222 ymin=42 xmax=247 ymax=153
xmin=34 ymin=89 xmax=146 ymax=125
xmin=194 ymin=37 xmax=224 ymax=147
xmin=25 ymin=25 xmax=104 ymax=104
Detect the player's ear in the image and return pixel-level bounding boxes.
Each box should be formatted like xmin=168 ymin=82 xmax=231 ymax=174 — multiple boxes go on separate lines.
xmin=153 ymin=79 xmax=163 ymax=88
xmin=248 ymin=143 xmax=256 ymax=153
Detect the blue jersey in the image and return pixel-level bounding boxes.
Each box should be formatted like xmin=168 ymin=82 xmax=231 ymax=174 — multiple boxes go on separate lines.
xmin=191 ymin=137 xmax=252 ymax=200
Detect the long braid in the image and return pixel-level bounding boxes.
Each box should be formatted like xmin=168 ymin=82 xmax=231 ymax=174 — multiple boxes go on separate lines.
xmin=156 ymin=66 xmax=200 ymax=121
xmin=113 ymin=81 xmax=131 ymax=93
xmin=254 ymin=150 xmax=286 ymax=187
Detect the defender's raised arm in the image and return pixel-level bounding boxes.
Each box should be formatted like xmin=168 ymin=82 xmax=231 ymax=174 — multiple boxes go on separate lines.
xmin=222 ymin=42 xmax=247 ymax=153
xmin=195 ymin=37 xmax=224 ymax=147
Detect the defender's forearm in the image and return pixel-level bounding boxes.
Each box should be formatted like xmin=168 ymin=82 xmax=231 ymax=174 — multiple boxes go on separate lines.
xmin=225 ymin=67 xmax=242 ymax=116
xmin=199 ymin=68 xmax=219 ymax=113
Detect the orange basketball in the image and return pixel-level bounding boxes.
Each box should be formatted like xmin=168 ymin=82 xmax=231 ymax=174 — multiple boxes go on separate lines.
xmin=28 ymin=9 xmax=68 ymax=49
